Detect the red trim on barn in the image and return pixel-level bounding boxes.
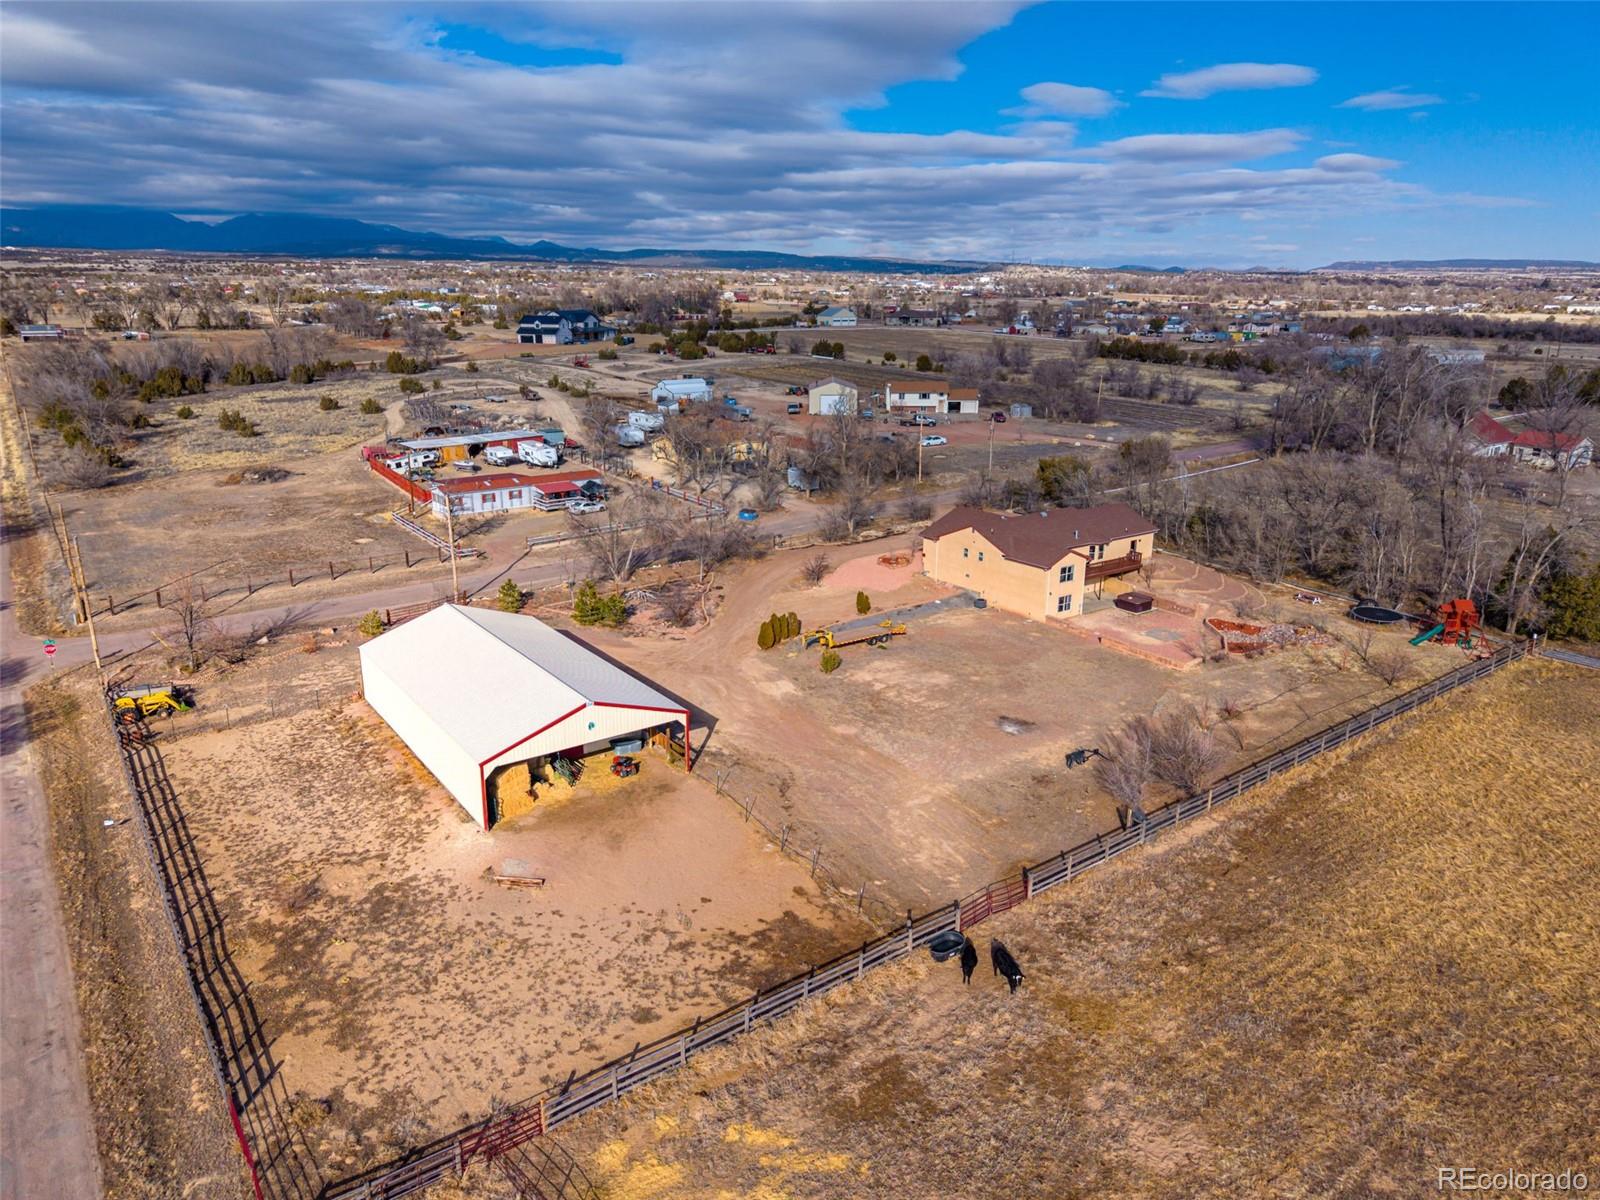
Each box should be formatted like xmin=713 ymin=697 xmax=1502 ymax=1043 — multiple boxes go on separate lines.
xmin=478 ymin=702 xmax=590 ymax=767
xmin=591 ymin=701 xmax=694 ymax=772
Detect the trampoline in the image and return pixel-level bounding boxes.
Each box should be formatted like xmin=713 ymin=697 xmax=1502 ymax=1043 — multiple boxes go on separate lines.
xmin=1348 ymin=599 xmax=1406 ymax=624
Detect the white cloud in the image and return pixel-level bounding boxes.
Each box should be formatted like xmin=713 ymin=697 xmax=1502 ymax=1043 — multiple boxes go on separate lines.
xmin=1339 ymin=88 xmax=1444 ymax=111
xmin=1314 ymin=153 xmax=1402 ymax=172
xmin=1088 ymin=130 xmax=1305 ymax=163
xmin=1142 ymin=62 xmax=1318 ymax=100
xmin=1017 ymin=81 xmax=1120 ymax=117
xmin=0 ymin=6 xmax=1523 ymax=262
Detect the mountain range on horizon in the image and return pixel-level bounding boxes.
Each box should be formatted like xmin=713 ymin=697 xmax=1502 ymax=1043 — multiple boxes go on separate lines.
xmin=2 ymin=206 xmax=1594 ymax=276
xmin=0 ymin=205 xmax=990 ymax=274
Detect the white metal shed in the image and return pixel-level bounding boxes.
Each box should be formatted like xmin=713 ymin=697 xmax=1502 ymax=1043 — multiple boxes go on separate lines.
xmin=359 ymin=605 xmax=691 ymax=829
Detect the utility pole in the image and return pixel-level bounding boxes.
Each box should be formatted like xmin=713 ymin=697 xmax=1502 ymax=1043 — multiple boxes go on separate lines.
xmin=916 ymin=428 xmax=923 ymax=484
xmin=444 ymin=498 xmax=460 ymax=601
xmin=988 ymin=418 xmax=996 ymax=475
xmin=69 ymin=537 xmax=102 ymax=676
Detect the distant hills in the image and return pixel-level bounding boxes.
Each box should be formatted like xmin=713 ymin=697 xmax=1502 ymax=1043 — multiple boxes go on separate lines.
xmin=0 ymin=205 xmax=987 ymax=274
xmin=1319 ymin=258 xmax=1600 ymax=271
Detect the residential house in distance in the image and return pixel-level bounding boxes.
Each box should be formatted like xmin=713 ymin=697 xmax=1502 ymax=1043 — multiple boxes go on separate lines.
xmin=429 ymin=468 xmax=605 ymax=517
xmin=1508 ymin=429 xmax=1594 ymax=471
xmin=816 ymin=306 xmax=857 ymax=327
xmin=1466 ymin=411 xmax=1515 ymax=458
xmin=921 ymin=503 xmax=1157 ymax=621
xmin=18 ymin=324 xmax=65 ymax=341
xmin=884 ymin=308 xmax=939 ymax=327
xmin=884 ymin=381 xmax=979 ymax=416
xmin=517 ymin=309 xmax=616 ymax=345
xmin=808 ymin=378 xmax=858 ymax=416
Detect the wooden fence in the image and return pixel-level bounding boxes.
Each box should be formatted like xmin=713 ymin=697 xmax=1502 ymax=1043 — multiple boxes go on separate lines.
xmin=323 ymin=640 xmax=1534 ymax=1200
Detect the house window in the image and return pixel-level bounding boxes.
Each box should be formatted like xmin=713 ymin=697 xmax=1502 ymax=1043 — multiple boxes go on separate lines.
xmin=1059 ymin=564 xmax=1075 ymax=583
xmin=1130 ymin=539 xmax=1140 ymax=555
xmin=978 ymin=551 xmax=985 ymax=562
xmin=1057 ymin=594 xmax=1073 ymax=613
xmin=963 ymin=547 xmax=969 ymax=558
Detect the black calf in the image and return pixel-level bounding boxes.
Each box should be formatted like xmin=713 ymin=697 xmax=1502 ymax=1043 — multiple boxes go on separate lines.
xmin=990 ymin=939 xmax=1024 ymax=993
xmin=960 ymin=937 xmax=978 ymax=984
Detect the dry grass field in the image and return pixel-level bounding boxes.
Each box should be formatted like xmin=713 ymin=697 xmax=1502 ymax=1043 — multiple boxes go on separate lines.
xmin=545 ymin=659 xmax=1600 ymax=1199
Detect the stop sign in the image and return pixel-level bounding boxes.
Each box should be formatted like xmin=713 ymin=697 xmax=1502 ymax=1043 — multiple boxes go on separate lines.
xmin=43 ymin=639 xmax=57 ymax=658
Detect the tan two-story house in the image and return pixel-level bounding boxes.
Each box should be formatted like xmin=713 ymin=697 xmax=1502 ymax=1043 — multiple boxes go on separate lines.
xmin=921 ymin=503 xmax=1156 ymax=620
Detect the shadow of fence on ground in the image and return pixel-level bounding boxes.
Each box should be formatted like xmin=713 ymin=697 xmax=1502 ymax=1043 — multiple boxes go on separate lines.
xmin=107 ymin=696 xmax=325 ymax=1200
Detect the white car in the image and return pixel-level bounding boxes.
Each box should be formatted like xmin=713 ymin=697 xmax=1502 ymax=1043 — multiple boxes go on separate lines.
xmin=567 ymin=499 xmax=607 ymax=515
xmin=920 ymin=434 xmax=948 ymax=447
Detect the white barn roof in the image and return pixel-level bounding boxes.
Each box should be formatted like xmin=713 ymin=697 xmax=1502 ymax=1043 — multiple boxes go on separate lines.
xmin=359 ymin=605 xmax=688 ymax=826
xmin=362 ymin=605 xmax=678 ymax=763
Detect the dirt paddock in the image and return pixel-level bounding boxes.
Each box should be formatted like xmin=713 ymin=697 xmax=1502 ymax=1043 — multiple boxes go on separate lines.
xmin=156 ymin=647 xmax=870 ymax=1171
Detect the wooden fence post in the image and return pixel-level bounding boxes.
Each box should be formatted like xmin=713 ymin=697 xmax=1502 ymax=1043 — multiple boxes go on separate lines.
xmin=328 ymin=561 xmax=336 ymax=582
xmin=779 ymin=824 xmax=789 ymax=853
xmin=855 ymin=883 xmax=865 ymax=912
xmin=809 ymin=847 xmax=820 ymax=877
xmin=1022 ymin=865 xmax=1032 ymax=900
xmin=405 ymin=550 xmax=412 ymax=568
xmin=904 ymin=910 xmax=913 ymax=953
xmin=155 ymin=587 xmax=162 ymax=607
xmin=288 ymin=568 xmax=295 ymax=587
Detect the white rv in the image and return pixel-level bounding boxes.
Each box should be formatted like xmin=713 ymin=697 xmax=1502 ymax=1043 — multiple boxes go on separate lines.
xmin=626 ymin=410 xmax=665 ymax=432
xmin=614 ymin=425 xmax=646 ymax=448
xmin=516 ymin=440 xmax=560 ymax=468
xmin=384 ymin=450 xmax=440 ymax=472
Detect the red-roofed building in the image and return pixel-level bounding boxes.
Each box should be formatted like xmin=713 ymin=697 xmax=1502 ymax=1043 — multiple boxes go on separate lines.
xmin=1508 ymin=429 xmax=1593 ymax=470
xmin=429 ymin=468 xmax=604 ymax=516
xmin=1466 ymin=411 xmax=1515 ymax=458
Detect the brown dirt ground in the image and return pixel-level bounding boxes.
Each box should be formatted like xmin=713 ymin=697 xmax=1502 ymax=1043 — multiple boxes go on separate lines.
xmin=577 ymin=538 xmax=1470 ymax=912
xmin=154 ymin=644 xmax=873 ymax=1173
xmin=545 ymin=659 xmax=1600 ymax=1200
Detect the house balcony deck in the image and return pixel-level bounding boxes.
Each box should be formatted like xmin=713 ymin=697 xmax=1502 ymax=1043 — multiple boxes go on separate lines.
xmin=1085 ymin=550 xmax=1142 ymax=582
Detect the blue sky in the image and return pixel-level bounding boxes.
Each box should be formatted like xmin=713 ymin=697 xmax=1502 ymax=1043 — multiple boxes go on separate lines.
xmin=2 ymin=1 xmax=1597 ymax=266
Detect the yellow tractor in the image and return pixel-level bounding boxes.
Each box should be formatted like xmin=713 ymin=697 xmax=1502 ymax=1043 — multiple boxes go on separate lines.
xmin=803 ymin=620 xmax=908 ymax=651
xmin=113 ymin=683 xmax=194 ymax=720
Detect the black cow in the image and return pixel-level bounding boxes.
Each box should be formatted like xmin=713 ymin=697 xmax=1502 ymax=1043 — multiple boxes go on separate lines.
xmin=1063 ymin=747 xmax=1106 ymax=770
xmin=960 ymin=936 xmax=978 ymax=984
xmin=990 ymin=939 xmax=1024 ymax=993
